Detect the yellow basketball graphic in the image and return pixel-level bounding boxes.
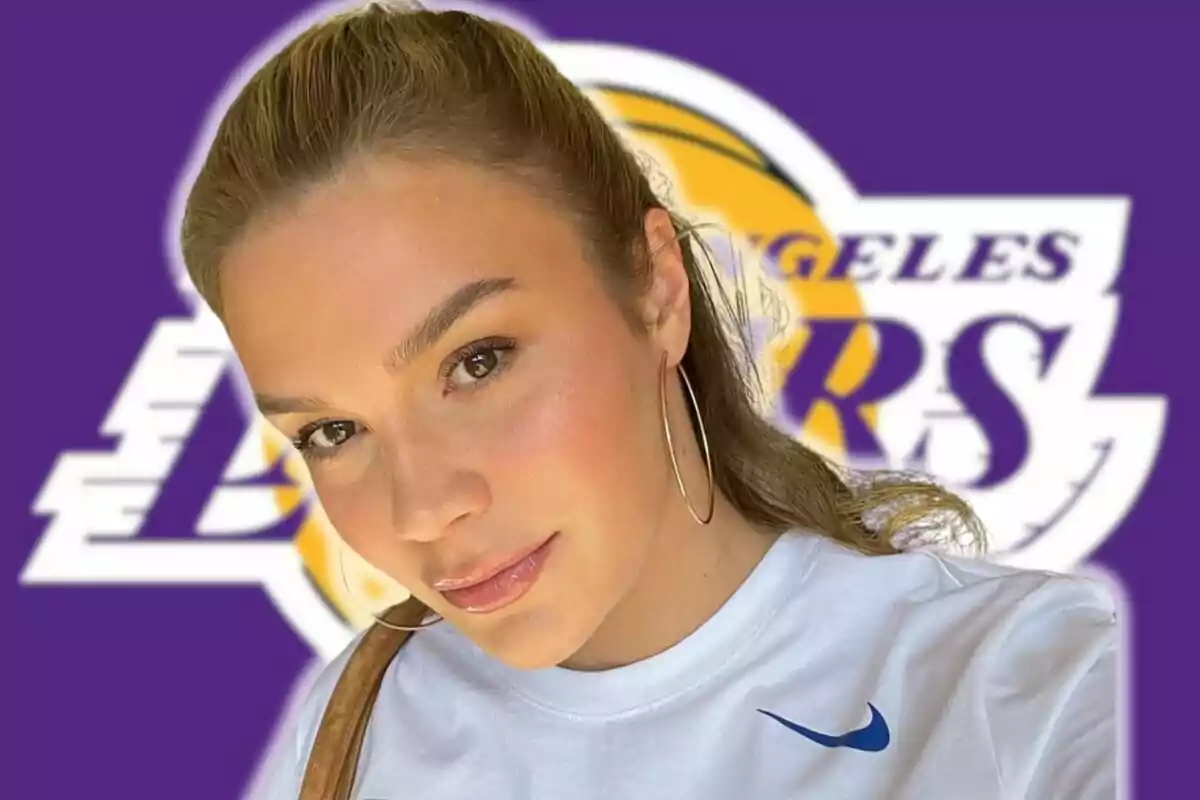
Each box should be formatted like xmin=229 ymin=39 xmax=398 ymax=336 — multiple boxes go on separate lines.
xmin=265 ymin=85 xmax=882 ymax=628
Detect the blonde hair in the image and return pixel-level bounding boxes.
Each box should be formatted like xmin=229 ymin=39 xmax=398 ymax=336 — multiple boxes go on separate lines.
xmin=180 ymin=3 xmax=984 ymax=556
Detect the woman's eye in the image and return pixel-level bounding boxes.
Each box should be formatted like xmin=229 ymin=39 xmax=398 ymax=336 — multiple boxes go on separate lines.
xmin=455 ymin=349 xmax=499 ymax=381
xmin=444 ymin=338 xmax=516 ymax=391
xmin=295 ymin=420 xmax=360 ymax=459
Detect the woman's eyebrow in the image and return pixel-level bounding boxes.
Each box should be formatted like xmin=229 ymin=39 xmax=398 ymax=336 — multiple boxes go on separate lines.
xmin=383 ymin=276 xmax=518 ymax=371
xmin=254 ymin=276 xmax=519 ymax=417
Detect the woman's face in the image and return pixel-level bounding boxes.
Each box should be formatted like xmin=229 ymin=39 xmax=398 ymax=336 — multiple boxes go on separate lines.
xmin=219 ymin=157 xmax=691 ymax=669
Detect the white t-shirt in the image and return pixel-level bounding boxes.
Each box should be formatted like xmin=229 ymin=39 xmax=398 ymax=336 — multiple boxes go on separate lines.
xmin=248 ymin=531 xmax=1120 ymax=799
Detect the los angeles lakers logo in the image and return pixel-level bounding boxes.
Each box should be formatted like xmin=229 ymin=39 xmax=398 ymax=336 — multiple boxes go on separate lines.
xmin=20 ymin=27 xmax=1166 ymax=662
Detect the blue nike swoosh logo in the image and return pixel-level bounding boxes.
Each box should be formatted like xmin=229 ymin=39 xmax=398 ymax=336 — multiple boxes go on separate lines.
xmin=758 ymin=703 xmax=891 ymax=752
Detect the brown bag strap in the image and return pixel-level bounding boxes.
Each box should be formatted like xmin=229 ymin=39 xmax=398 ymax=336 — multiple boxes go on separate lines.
xmin=298 ymin=598 xmax=432 ymax=800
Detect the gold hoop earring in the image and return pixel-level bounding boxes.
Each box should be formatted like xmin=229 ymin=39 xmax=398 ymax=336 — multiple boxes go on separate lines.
xmin=660 ymin=353 xmax=715 ymax=525
xmin=337 ymin=550 xmax=443 ymax=632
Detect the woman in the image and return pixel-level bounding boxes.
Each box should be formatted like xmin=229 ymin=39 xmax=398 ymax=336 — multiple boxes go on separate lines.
xmin=180 ymin=4 xmax=1119 ymax=799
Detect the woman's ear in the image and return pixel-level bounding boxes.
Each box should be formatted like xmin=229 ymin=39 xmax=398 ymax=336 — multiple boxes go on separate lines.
xmin=639 ymin=208 xmax=692 ymax=365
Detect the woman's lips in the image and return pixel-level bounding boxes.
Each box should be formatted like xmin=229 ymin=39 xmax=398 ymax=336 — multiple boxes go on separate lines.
xmin=435 ymin=533 xmax=558 ymax=614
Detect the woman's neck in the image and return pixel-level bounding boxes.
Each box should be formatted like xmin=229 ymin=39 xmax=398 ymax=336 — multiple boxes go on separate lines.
xmin=560 ymin=496 xmax=781 ymax=672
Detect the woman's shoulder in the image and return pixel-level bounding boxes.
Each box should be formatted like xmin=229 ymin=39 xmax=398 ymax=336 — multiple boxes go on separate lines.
xmin=243 ymin=629 xmax=375 ymax=798
xmin=804 ymin=530 xmax=1120 ymax=622
xmin=888 ymin=550 xmax=1123 ymax=796
xmin=787 ymin=531 xmax=1122 ymax=681
xmin=297 ymin=630 xmax=373 ymax=743
xmin=786 ymin=534 xmax=1122 ymax=795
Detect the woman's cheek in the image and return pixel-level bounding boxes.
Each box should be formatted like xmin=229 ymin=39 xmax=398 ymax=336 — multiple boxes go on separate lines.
xmin=490 ymin=357 xmax=642 ymax=493
xmin=310 ymin=447 xmax=394 ymax=564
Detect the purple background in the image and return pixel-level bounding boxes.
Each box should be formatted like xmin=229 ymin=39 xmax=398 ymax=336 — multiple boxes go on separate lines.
xmin=7 ymin=2 xmax=1197 ymax=797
